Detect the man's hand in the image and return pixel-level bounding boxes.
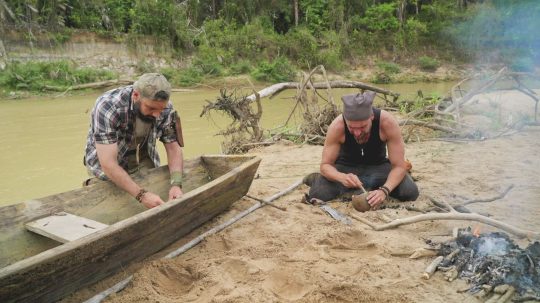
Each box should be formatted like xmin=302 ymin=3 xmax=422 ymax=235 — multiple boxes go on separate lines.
xmin=340 ymin=173 xmax=363 ymax=188
xmin=141 ymin=191 xmax=165 ymax=208
xmin=168 ymin=186 xmax=183 ymax=201
xmin=367 ymin=189 xmax=386 ymax=209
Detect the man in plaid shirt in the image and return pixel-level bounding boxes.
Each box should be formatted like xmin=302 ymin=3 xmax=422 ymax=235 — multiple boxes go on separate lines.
xmin=84 ymin=73 xmax=184 ymax=208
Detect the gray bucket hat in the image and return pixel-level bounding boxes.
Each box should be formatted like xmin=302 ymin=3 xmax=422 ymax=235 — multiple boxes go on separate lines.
xmin=133 ymin=73 xmax=171 ymax=101
xmin=341 ymin=91 xmax=376 ymax=121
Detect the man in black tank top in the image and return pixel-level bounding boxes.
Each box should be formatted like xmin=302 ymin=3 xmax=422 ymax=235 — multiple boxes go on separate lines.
xmin=306 ymin=91 xmax=419 ymax=208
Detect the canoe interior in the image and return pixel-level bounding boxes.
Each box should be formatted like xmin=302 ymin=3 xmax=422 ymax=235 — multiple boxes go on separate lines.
xmin=0 ymin=154 xmax=255 ymax=269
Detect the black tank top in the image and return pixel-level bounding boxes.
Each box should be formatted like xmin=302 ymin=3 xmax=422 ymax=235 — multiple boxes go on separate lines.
xmin=336 ymin=108 xmax=388 ymax=166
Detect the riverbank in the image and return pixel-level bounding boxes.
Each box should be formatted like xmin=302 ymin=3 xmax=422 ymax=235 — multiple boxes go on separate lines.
xmin=63 ymin=122 xmax=540 ymax=303
xmin=1 ymin=31 xmax=470 ymax=100
xmin=54 ymin=88 xmax=540 ymax=303
xmin=0 ymin=60 xmax=466 ymax=100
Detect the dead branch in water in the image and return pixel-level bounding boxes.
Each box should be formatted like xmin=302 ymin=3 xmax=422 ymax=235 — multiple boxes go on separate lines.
xmin=245 ymin=79 xmax=399 ymax=102
xmin=43 ymin=79 xmax=134 ymax=91
xmin=200 ymin=88 xmax=264 ymax=154
xmin=203 ymin=65 xmax=400 ymax=150
xmin=291 ymin=66 xmax=341 ymax=145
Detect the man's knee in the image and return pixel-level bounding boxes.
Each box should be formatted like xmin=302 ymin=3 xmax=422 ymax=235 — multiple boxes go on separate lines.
xmin=392 ymin=181 xmax=419 ymax=201
xmin=308 ymin=175 xmax=341 ymax=202
xmin=399 ymin=186 xmax=419 ymax=201
xmin=308 ymin=185 xmax=338 ymax=202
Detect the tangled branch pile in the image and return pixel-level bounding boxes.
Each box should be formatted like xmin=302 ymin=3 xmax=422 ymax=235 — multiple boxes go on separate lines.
xmin=200 ymin=88 xmax=263 ymax=154
xmin=201 ymin=66 xmax=540 ymax=153
xmin=285 ymin=66 xmax=340 ymax=144
xmin=399 ymin=68 xmax=540 ymax=142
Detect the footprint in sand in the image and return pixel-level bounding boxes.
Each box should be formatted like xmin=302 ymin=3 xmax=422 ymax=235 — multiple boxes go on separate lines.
xmin=149 ymin=263 xmax=202 ymax=295
xmin=316 ymin=228 xmax=377 ymax=252
xmin=262 ymin=268 xmax=315 ymax=300
xmin=220 ymin=257 xmax=261 ymax=280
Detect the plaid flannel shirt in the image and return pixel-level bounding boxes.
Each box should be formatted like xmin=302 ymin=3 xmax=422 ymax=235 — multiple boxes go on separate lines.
xmin=84 ymin=85 xmax=178 ymax=180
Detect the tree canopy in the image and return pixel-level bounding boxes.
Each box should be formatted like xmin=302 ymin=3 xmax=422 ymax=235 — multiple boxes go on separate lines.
xmin=1 ymin=0 xmax=538 ymax=72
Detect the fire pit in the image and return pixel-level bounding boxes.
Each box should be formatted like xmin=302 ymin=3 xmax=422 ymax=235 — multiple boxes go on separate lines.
xmin=435 ymin=228 xmax=540 ymax=302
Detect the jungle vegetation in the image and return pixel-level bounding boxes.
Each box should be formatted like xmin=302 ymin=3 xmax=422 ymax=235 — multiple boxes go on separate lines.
xmin=0 ymin=0 xmax=538 ymax=89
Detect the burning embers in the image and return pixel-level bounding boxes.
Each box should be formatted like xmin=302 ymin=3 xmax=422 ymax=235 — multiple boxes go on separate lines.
xmin=435 ymin=228 xmax=540 ymax=302
xmin=426 ymin=229 xmax=540 ymax=302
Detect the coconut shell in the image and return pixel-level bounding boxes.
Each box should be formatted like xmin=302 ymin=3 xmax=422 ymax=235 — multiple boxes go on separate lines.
xmin=352 ymin=193 xmax=371 ymax=212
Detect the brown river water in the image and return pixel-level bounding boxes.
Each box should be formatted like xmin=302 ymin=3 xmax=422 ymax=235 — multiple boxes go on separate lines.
xmin=0 ymin=82 xmax=455 ymax=206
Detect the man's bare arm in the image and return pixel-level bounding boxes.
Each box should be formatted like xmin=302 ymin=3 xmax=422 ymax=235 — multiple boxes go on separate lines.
xmin=164 ymin=141 xmax=183 ymax=173
xmin=320 ymin=117 xmax=363 ymax=188
xmin=380 ymin=111 xmax=407 ymax=192
xmin=164 ymin=141 xmax=184 ymax=200
xmin=96 ymin=143 xmax=164 ymax=208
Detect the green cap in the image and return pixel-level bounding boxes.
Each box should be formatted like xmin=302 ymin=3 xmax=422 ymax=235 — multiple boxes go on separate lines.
xmin=133 ymin=73 xmax=171 ymax=101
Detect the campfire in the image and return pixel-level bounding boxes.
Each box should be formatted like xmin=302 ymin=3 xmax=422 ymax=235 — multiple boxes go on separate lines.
xmin=433 ymin=227 xmax=540 ymax=302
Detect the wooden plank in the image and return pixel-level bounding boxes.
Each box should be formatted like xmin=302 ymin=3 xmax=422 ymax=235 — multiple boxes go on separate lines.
xmin=25 ymin=212 xmax=109 ymax=243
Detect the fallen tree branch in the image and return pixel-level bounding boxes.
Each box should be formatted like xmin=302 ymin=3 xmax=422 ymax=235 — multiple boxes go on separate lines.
xmin=423 ymin=256 xmax=444 ymax=279
xmin=398 ymin=119 xmax=462 ymax=135
xmin=245 ymin=80 xmax=399 ymax=102
xmin=350 ymin=212 xmax=540 ymax=240
xmin=461 ymin=185 xmax=514 ymax=206
xmin=43 ymin=79 xmax=134 ymax=91
xmin=444 ymin=67 xmax=507 ymax=113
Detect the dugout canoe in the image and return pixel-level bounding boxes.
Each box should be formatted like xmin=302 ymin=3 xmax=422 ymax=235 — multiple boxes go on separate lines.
xmin=0 ymin=154 xmax=261 ymax=303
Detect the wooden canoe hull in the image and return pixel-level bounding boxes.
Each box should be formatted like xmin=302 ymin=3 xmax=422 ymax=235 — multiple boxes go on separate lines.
xmin=0 ymin=155 xmax=260 ymax=303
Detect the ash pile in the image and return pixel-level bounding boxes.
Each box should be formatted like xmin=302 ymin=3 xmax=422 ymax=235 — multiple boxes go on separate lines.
xmin=437 ymin=228 xmax=540 ymax=302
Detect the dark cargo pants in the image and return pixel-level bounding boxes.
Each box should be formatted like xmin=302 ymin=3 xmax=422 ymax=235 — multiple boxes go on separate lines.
xmin=308 ymin=162 xmax=419 ymax=202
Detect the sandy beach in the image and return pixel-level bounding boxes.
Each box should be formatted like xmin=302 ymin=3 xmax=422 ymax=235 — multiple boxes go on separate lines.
xmin=65 ymin=90 xmax=540 ymax=303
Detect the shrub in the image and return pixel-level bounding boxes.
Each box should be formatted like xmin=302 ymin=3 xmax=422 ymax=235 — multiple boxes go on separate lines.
xmin=418 ymin=56 xmax=440 ymax=72
xmin=316 ymin=30 xmax=344 ymax=71
xmin=376 ymin=61 xmax=401 ymax=75
xmin=176 ymin=67 xmax=204 ymax=87
xmin=192 ymin=45 xmax=225 ymax=76
xmin=372 ymin=71 xmax=392 ymax=84
xmin=229 ymin=60 xmax=253 ymax=75
xmin=0 ymin=61 xmax=115 ymax=91
xmin=251 ymin=57 xmax=296 ymax=83
xmin=281 ymin=27 xmax=318 ymax=69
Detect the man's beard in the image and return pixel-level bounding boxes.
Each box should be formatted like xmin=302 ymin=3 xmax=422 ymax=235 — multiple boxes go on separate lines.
xmin=354 ymin=131 xmax=370 ymax=144
xmin=133 ymin=101 xmax=156 ymax=123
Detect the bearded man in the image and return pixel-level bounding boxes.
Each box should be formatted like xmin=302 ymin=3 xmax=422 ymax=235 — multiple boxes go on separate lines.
xmin=306 ymin=91 xmax=419 ymax=208
xmin=84 ymin=73 xmax=184 ymax=209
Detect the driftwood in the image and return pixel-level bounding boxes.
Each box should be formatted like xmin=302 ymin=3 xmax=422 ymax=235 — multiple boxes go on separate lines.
xmin=423 ymin=256 xmax=444 ymax=279
xmin=444 ymin=68 xmax=540 ymax=123
xmin=43 ymin=79 xmax=194 ymax=93
xmin=460 ymin=185 xmax=514 ymax=206
xmin=399 ymin=119 xmax=462 ymax=135
xmin=43 ymin=79 xmax=134 ymax=91
xmin=351 ymin=211 xmax=540 ymax=240
xmin=444 ymin=67 xmax=507 ymax=113
xmin=245 ymin=80 xmax=400 ymax=102
xmin=200 ymin=88 xmax=264 ymax=153
xmin=426 ymin=185 xmax=513 ymax=216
